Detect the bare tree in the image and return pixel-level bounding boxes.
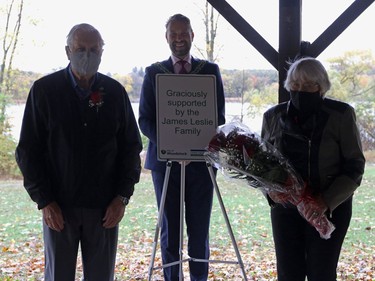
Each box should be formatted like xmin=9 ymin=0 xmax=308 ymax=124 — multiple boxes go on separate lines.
xmin=195 ymin=2 xmax=222 ymax=63
xmin=0 ymin=0 xmax=24 ymax=133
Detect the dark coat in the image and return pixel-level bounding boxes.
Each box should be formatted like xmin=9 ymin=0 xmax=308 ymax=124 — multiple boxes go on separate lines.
xmin=261 ymin=99 xmax=365 ymax=211
xmin=16 ymin=67 xmax=142 ymax=209
xmin=139 ymin=57 xmax=226 ymax=172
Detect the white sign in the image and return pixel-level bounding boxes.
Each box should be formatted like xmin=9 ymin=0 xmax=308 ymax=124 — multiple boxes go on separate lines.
xmin=156 ymin=74 xmax=218 ymax=161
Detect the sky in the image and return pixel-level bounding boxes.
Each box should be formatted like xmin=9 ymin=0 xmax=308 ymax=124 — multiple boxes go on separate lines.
xmin=5 ymin=0 xmax=375 ymax=74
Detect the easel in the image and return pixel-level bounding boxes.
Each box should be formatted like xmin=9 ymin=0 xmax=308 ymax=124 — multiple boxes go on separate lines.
xmin=147 ymin=160 xmax=248 ymax=280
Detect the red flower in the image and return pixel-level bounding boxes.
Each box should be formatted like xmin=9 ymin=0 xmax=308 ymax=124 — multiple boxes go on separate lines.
xmin=205 ymin=121 xmax=336 ymax=239
xmin=89 ymin=87 xmax=105 ymax=112
xmin=207 ymin=130 xmax=226 ymax=152
xmin=90 ymin=91 xmax=102 ymax=104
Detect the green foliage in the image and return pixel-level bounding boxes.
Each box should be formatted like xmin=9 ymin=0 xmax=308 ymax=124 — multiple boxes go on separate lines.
xmin=327 ymin=50 xmax=375 ymax=150
xmin=355 ymin=101 xmax=375 ymax=150
xmin=140 ymin=132 xmax=148 ymax=150
xmin=4 ymin=69 xmax=42 ymax=102
xmin=221 ymin=69 xmax=278 ymax=121
xmin=111 ymin=67 xmax=145 ymax=102
xmin=0 ymin=93 xmax=10 ymax=134
xmin=328 ymin=50 xmax=375 ymax=103
xmin=221 ymin=69 xmax=278 ymax=99
xmin=245 ymin=83 xmax=279 ymax=117
xmin=0 ymin=134 xmax=20 ymax=179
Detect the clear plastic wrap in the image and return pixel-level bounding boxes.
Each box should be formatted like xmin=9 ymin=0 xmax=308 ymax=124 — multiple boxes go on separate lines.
xmin=205 ymin=121 xmax=335 ymax=239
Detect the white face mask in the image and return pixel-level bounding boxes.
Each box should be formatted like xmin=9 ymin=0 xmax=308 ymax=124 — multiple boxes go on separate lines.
xmin=70 ymin=51 xmax=101 ymax=77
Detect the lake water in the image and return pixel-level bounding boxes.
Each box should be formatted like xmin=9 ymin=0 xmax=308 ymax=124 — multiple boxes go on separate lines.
xmin=7 ymin=102 xmax=263 ymax=141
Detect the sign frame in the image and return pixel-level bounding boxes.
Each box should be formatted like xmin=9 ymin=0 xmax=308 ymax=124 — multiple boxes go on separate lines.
xmin=156 ymin=73 xmax=218 ymax=161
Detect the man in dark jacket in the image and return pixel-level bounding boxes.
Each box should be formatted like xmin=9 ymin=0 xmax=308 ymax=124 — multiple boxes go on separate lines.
xmin=261 ymin=57 xmax=365 ymax=281
xmin=15 ymin=23 xmax=142 ymax=281
xmin=139 ymin=14 xmax=225 ymax=281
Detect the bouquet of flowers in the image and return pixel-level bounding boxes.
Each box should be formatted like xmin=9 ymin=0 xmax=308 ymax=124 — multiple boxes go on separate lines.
xmin=205 ymin=121 xmax=335 ymax=239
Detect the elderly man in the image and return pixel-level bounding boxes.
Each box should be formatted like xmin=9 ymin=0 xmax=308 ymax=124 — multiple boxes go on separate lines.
xmin=16 ymin=23 xmax=142 ymax=281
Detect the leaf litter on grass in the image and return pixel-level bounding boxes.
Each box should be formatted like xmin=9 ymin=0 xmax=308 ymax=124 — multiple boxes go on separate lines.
xmin=1 ymin=174 xmax=374 ymax=280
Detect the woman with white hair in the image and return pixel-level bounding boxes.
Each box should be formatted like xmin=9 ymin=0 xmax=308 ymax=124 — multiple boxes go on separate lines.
xmin=261 ymin=57 xmax=365 ymax=281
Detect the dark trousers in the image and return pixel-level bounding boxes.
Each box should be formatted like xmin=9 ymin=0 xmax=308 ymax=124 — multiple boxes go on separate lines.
xmin=271 ymin=197 xmax=352 ymax=281
xmin=152 ymin=162 xmax=214 ymax=281
xmin=43 ymin=207 xmax=118 ymax=281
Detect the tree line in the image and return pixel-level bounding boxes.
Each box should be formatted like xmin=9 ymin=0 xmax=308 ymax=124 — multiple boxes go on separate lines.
xmin=0 ymin=49 xmax=374 ymax=179
xmin=6 ymin=50 xmax=375 ymax=151
xmin=8 ymin=67 xmax=279 ymax=103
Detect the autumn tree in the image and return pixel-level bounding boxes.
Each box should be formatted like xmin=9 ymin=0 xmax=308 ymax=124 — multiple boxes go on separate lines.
xmin=0 ymin=0 xmax=25 ymax=178
xmin=221 ymin=69 xmax=278 ymax=121
xmin=128 ymin=67 xmax=145 ymax=101
xmin=0 ymin=0 xmax=24 ymax=134
xmin=6 ymin=69 xmax=41 ymax=102
xmin=328 ymin=50 xmax=375 ymax=150
xmin=195 ymin=2 xmax=221 ymax=63
xmin=328 ymin=50 xmax=375 ymax=101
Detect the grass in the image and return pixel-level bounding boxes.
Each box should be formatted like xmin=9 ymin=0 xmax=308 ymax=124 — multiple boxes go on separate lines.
xmin=0 ymin=165 xmax=374 ymax=280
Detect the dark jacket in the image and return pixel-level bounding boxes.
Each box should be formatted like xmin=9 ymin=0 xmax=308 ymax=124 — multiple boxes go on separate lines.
xmin=139 ymin=57 xmax=226 ymax=172
xmin=15 ymin=67 xmax=142 ymax=209
xmin=261 ymin=98 xmax=365 ymax=211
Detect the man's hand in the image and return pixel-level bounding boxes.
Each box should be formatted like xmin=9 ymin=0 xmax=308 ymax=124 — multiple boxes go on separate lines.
xmin=42 ymin=202 xmax=64 ymax=232
xmin=102 ymin=197 xmax=126 ymax=229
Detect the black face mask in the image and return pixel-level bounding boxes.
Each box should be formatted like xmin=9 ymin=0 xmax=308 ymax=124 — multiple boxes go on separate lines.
xmin=290 ymin=91 xmax=323 ymax=116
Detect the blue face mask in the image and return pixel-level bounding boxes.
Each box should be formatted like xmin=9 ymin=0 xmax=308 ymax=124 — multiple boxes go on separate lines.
xmin=70 ymin=51 xmax=101 ymax=77
xmin=290 ymin=90 xmax=323 ymax=115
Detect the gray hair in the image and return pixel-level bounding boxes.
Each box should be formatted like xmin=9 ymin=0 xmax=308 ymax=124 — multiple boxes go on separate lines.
xmin=66 ymin=23 xmax=105 ymax=49
xmin=284 ymin=57 xmax=331 ymax=95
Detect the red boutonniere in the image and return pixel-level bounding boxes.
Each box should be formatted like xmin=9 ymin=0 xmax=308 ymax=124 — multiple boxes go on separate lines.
xmin=89 ymin=87 xmax=105 ymax=112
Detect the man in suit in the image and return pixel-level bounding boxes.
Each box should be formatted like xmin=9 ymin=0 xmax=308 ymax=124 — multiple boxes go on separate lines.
xmin=139 ymin=14 xmax=225 ymax=281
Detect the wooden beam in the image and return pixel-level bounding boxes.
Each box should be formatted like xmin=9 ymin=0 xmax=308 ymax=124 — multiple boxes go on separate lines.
xmin=207 ymin=0 xmax=374 ymax=103
xmin=307 ymin=0 xmax=375 ymax=57
xmin=207 ymin=0 xmax=279 ymax=69
xmin=278 ymin=0 xmax=302 ymax=102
